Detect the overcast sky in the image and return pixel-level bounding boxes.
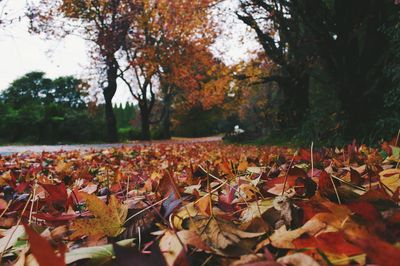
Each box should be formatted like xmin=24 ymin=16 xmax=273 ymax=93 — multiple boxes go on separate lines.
xmin=0 ymin=0 xmax=259 ymax=105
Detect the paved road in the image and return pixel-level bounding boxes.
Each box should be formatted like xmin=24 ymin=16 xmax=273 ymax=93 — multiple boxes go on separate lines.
xmin=0 ymin=136 xmax=223 ymax=156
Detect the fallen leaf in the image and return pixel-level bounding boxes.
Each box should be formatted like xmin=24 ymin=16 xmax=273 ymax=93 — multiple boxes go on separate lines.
xmin=159 ymin=230 xmax=210 ymax=266
xmin=70 ymin=193 xmax=127 ymax=238
xmin=189 ymin=216 xmax=264 ymax=251
xmin=195 ymin=194 xmax=211 ymax=216
xmin=65 ymin=239 xmax=134 ymax=264
xmin=0 ymin=225 xmax=25 ymax=253
xmin=276 ymin=253 xmax=319 ymax=266
xmin=23 ymin=224 xmax=65 ymax=266
xmin=240 ymin=199 xmax=274 ymax=223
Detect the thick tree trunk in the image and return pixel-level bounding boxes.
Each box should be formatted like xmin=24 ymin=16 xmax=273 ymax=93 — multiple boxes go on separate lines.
xmin=279 ymin=70 xmax=309 ymax=127
xmin=161 ymin=104 xmax=171 ymax=139
xmin=140 ymin=106 xmax=151 ymax=140
xmin=160 ymin=92 xmax=172 ymax=139
xmin=103 ymin=58 xmax=118 ymax=142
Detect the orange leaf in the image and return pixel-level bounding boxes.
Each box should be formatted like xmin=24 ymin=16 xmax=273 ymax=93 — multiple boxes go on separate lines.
xmin=195 ymin=194 xmax=211 ymax=216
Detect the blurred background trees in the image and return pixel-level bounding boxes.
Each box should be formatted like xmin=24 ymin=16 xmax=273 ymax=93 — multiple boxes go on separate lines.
xmin=235 ymin=0 xmax=400 ymax=145
xmin=0 ymin=72 xmax=104 ymax=143
xmin=1 ymin=0 xmax=400 ymax=145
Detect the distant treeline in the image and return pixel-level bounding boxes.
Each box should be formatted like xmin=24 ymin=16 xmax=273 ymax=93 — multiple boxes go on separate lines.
xmin=0 ymin=72 xmax=232 ymax=144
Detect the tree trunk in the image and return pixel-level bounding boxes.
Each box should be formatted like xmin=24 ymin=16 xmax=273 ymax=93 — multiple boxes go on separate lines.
xmin=160 ymin=93 xmax=172 ymax=139
xmin=161 ymin=105 xmax=171 ymax=139
xmin=140 ymin=106 xmax=151 ymax=140
xmin=103 ymin=58 xmax=118 ymax=142
xmin=279 ymin=70 xmax=309 ymax=128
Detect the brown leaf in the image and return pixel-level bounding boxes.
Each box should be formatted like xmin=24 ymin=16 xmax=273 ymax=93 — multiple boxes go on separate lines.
xmin=189 ymin=216 xmax=264 ymax=251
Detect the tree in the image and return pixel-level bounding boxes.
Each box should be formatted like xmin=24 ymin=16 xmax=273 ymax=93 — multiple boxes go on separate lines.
xmin=238 ymin=0 xmax=399 ymax=141
xmin=237 ymin=0 xmax=311 ymax=128
xmin=119 ymin=0 xmax=228 ymax=139
xmin=0 ymin=71 xmax=87 ymax=108
xmin=29 ymin=0 xmax=134 ymax=142
xmin=0 ymin=72 xmax=104 ymax=143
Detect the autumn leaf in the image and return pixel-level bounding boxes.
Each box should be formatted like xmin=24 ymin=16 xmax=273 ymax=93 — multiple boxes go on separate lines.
xmin=0 ymin=225 xmax=25 ymax=253
xmin=269 ymin=212 xmax=339 ymax=249
xmin=40 ymin=183 xmax=68 ymax=211
xmin=189 ymin=216 xmax=264 ymax=252
xmin=293 ymin=232 xmax=363 ymax=256
xmin=70 ymin=193 xmax=127 ymax=238
xmin=237 ymin=160 xmax=249 ymax=172
xmin=195 ymin=194 xmax=211 ymax=216
xmin=23 ymin=224 xmax=66 ymax=266
xmin=160 ymin=230 xmax=211 ymax=266
xmin=240 ymin=199 xmax=274 ymax=223
xmin=276 ymin=253 xmax=319 ymax=266
xmin=65 ymin=239 xmax=134 ymax=265
xmin=379 ymin=168 xmax=400 ymax=192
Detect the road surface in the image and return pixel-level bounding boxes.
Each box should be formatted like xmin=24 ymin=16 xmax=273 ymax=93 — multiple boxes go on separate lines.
xmin=0 ymin=136 xmax=223 ymax=155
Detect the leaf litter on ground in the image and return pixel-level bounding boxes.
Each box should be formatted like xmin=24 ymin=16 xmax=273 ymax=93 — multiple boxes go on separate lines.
xmin=0 ymin=141 xmax=399 ymax=265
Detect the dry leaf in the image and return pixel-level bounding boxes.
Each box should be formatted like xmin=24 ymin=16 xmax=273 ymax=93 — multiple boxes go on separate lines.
xmin=160 ymin=230 xmax=211 ymax=266
xmin=277 ymin=253 xmax=319 ymax=266
xmin=189 ymin=216 xmax=264 ymax=250
xmin=70 ymin=193 xmax=127 ymax=238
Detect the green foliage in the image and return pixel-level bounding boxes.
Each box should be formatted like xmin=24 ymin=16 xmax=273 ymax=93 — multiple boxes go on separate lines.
xmin=114 ymin=103 xmax=136 ymax=129
xmin=129 ymin=127 xmax=142 ymax=140
xmin=173 ymin=105 xmax=223 ymax=137
xmin=0 ymin=72 xmax=104 ymax=144
xmin=377 ymin=12 xmax=400 ymax=140
xmin=296 ymin=73 xmax=344 ymax=146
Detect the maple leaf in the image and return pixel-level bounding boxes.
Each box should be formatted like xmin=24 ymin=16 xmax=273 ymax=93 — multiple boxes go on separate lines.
xmin=293 ymin=231 xmax=363 ymax=256
xmin=269 ymin=212 xmax=341 ymax=249
xmin=40 ymin=183 xmax=68 ymax=211
xmin=70 ymin=193 xmax=127 ymax=238
xmin=23 ymin=224 xmax=66 ymax=266
xmin=189 ymin=216 xmax=264 ymax=253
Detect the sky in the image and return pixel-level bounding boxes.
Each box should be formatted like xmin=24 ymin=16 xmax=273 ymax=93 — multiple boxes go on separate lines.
xmin=0 ymin=0 xmax=259 ymax=105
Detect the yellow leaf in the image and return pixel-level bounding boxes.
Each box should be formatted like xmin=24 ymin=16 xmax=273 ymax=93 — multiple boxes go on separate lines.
xmin=70 ymin=193 xmax=127 ymax=238
xmin=379 ymin=169 xmax=400 ymax=192
xmin=0 ymin=171 xmax=12 ymax=186
xmin=172 ymin=203 xmax=198 ymax=230
xmin=237 ymin=161 xmax=248 ymax=172
xmin=55 ymin=160 xmax=73 ymax=174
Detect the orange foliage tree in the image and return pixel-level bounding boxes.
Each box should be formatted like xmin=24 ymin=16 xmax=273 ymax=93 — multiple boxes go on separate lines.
xmin=119 ymin=0 xmax=231 ymax=139
xmin=29 ymin=0 xmax=231 ymax=140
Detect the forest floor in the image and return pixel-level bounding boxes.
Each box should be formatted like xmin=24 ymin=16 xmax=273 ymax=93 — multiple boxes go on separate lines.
xmin=0 ymin=139 xmax=399 ymax=266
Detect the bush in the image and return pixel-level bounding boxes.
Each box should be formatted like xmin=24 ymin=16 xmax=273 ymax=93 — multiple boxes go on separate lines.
xmin=118 ymin=127 xmax=133 ymax=141
xmin=129 ymin=127 xmax=142 ymax=140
